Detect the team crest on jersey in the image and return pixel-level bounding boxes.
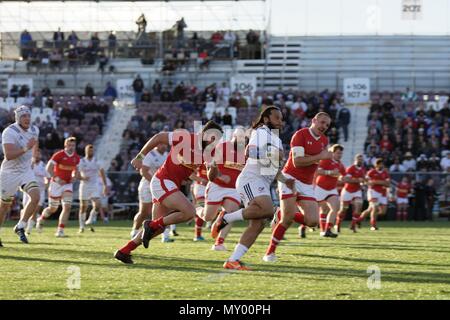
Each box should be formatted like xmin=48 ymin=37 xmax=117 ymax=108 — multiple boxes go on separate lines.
xmin=258 ymin=186 xmax=265 ymax=192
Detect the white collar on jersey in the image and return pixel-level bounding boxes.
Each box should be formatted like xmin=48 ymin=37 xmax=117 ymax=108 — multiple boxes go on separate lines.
xmin=308 ymin=128 xmax=321 ymax=141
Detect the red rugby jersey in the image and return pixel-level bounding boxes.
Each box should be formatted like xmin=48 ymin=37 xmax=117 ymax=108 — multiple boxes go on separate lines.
xmin=343 ymin=165 xmax=366 ymax=193
xmin=50 ymin=150 xmax=80 ymax=184
xmin=367 ymin=168 xmax=390 ymax=195
xmin=315 ymin=159 xmax=346 ymax=190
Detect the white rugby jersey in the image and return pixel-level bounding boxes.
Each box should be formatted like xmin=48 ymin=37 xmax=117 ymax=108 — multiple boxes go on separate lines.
xmin=1 ymin=123 xmax=39 ymax=173
xmin=33 ymin=160 xmax=48 ymax=189
xmin=79 ymin=157 xmax=101 ymax=185
xmin=141 ymin=149 xmax=168 ymax=182
xmin=242 ymin=125 xmax=283 ymax=183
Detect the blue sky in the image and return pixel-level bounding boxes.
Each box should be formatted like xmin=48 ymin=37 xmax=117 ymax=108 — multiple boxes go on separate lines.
xmin=0 ymin=0 xmax=448 ymax=35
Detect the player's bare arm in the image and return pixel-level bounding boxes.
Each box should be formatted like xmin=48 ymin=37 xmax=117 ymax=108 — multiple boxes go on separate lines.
xmin=2 ymin=137 xmax=36 ymax=161
xmin=132 ymin=132 xmax=170 ymax=169
xmin=294 ymin=149 xmax=332 ymax=167
xmin=99 ymin=168 xmax=108 ymax=196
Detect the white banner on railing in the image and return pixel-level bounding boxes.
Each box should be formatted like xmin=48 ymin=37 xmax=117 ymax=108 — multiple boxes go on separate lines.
xmin=116 ymin=79 xmax=134 ymax=102
xmin=7 ymin=78 xmax=33 ymax=97
xmin=230 ymin=75 xmax=256 ymax=97
xmin=343 ymin=78 xmax=370 ymax=104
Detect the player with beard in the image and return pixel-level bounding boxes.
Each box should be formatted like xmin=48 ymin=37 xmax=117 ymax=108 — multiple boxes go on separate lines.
xmin=114 ymin=121 xmax=223 ymax=264
xmin=263 ymin=112 xmax=332 ymax=262
xmin=210 ymin=106 xmax=296 ymax=270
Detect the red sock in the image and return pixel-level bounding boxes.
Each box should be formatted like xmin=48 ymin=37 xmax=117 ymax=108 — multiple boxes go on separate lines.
xmin=119 ymin=240 xmax=139 ymax=255
xmin=150 ymin=217 xmax=165 ymax=230
xmin=319 ymin=213 xmax=327 ymax=232
xmin=351 ymin=213 xmax=359 ymax=228
xmin=195 ymin=216 xmax=204 ymax=237
xmin=396 ymin=211 xmax=402 ymax=221
xmin=325 ymin=221 xmax=333 ymax=231
xmin=293 ymin=212 xmax=304 ymax=224
xmin=266 ymin=223 xmax=287 ymax=255
xmin=215 ymin=237 xmax=225 ymax=246
xmin=370 ymin=218 xmax=376 ymax=227
xmin=58 ymin=223 xmax=65 ymax=229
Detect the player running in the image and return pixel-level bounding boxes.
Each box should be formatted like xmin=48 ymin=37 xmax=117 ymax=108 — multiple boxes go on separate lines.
xmin=263 ymin=112 xmax=332 ymax=262
xmin=358 ymin=158 xmax=390 ymax=230
xmin=114 ymin=120 xmax=223 ymax=264
xmin=210 ymin=106 xmax=296 ymax=270
xmin=314 ymin=144 xmax=347 ymax=238
xmin=21 ymin=149 xmax=49 ymax=235
xmin=0 ymin=106 xmax=40 ymax=245
xmin=77 ymin=144 xmax=107 ymax=233
xmin=36 ymin=137 xmax=81 ymax=237
xmin=395 ymin=176 xmax=411 ymax=221
xmin=336 ymin=154 xmax=366 ymax=233
xmin=197 ymin=127 xmax=246 ymax=251
xmin=129 ymin=143 xmax=170 ymax=241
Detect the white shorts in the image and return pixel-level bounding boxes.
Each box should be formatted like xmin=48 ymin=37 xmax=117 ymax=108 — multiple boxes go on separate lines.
xmin=278 ymin=173 xmax=316 ymax=202
xmin=341 ymin=189 xmax=363 ymax=203
xmin=193 ymin=183 xmax=206 ymax=201
xmin=0 ymin=169 xmax=37 ymax=202
xmin=48 ymin=180 xmax=73 ymax=200
xmin=138 ymin=179 xmax=152 ymax=204
xmin=150 ymin=176 xmax=179 ymax=204
xmin=205 ymin=182 xmax=241 ymax=206
xmin=79 ymin=182 xmax=101 ymax=201
xmin=396 ymin=197 xmax=408 ymax=205
xmin=368 ymin=189 xmax=387 ymax=205
xmin=23 ymin=188 xmax=45 ymax=207
xmin=236 ymin=173 xmax=272 ymax=207
xmin=314 ymin=185 xmax=339 ymax=202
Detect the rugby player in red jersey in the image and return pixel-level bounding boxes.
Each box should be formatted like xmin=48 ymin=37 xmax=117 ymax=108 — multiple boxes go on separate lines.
xmin=36 ymin=137 xmax=81 ymax=237
xmin=336 ymin=154 xmax=366 ymax=233
xmin=314 ymin=144 xmax=347 ymax=238
xmin=114 ymin=121 xmax=223 ymax=264
xmin=190 ymin=164 xmax=208 ymax=241
xmin=263 ymin=112 xmax=332 ymax=262
xmin=358 ymin=158 xmax=390 ymax=230
xmin=396 ymin=176 xmax=411 ymax=221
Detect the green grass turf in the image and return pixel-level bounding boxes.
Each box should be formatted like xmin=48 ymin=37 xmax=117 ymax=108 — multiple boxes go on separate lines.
xmin=0 ymin=220 xmax=449 ymax=300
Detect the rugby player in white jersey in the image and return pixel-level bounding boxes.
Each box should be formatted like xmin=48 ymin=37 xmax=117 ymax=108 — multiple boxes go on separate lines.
xmin=21 ymin=148 xmax=49 ymax=235
xmin=211 ymin=106 xmax=296 ymax=270
xmin=129 ymin=143 xmax=170 ymax=242
xmin=0 ymin=106 xmax=40 ymax=246
xmin=78 ymin=144 xmax=107 ymax=233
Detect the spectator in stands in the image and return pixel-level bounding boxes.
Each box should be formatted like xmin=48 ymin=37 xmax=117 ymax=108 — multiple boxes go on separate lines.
xmin=67 ymin=46 xmax=79 ymax=72
xmin=20 ymin=30 xmax=33 ymax=59
xmin=222 ymin=109 xmax=233 ymax=126
xmin=49 ymin=49 xmax=63 ymax=71
xmin=98 ymin=51 xmax=108 ymax=73
xmin=246 ymin=29 xmax=259 ymax=59
xmin=198 ymin=49 xmax=210 ymax=70
xmin=211 ymin=31 xmax=224 ymax=45
xmin=229 ymin=92 xmax=248 ymax=108
xmin=104 ymin=82 xmax=117 ymax=100
xmin=217 ymin=82 xmax=231 ymax=103
xmin=108 ymin=31 xmax=117 ymax=59
xmin=9 ymin=85 xmax=19 ymax=101
xmin=427 ymin=153 xmax=441 ymax=171
xmin=37 ymin=86 xmax=49 ymax=101
xmin=68 ymin=31 xmax=79 ymax=47
xmin=328 ymin=127 xmax=339 ymax=144
xmin=173 ymin=82 xmax=186 ymax=101
xmin=175 ymin=17 xmax=187 ymax=48
xmin=273 ymin=87 xmax=286 ymax=104
xmin=84 ymin=83 xmax=95 ymax=98
xmin=224 ymin=30 xmax=236 ymax=58
xmin=53 ymin=27 xmax=65 ymax=47
xmin=401 ymin=87 xmax=418 ymax=102
xmin=26 ymin=48 xmax=41 ymax=71
xmin=441 ymin=151 xmax=450 ymax=172
xmin=18 ymin=85 xmax=30 ymax=98
xmin=91 ymin=32 xmax=101 ymax=50
xmin=337 ymin=104 xmax=351 ymax=142
xmin=402 ymin=152 xmax=417 ymax=172
xmin=389 ymin=158 xmax=406 ymax=173
xmin=132 ymin=74 xmax=144 ymax=106
xmin=160 ymin=88 xmax=172 ymax=102
xmin=141 ymin=90 xmax=152 ymax=103
xmin=152 ymin=80 xmax=162 ymax=97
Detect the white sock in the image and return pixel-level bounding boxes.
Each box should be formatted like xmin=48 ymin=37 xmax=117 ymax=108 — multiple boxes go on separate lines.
xmin=89 ymin=210 xmax=98 ymax=223
xmin=223 ymin=209 xmax=244 ymax=223
xmin=170 ymin=224 xmax=177 ymax=231
xmin=17 ymin=220 xmax=27 ymax=229
xmin=130 ymin=229 xmax=139 ymax=239
xmin=229 ymin=243 xmax=248 ymax=261
xmin=162 ymin=227 xmax=170 ymax=239
xmin=79 ymin=213 xmax=86 ymax=228
xmin=27 ymin=220 xmax=36 ymax=232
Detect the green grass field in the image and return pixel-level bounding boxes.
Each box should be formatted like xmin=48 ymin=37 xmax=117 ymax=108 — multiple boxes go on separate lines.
xmin=0 ymin=220 xmax=449 ymax=300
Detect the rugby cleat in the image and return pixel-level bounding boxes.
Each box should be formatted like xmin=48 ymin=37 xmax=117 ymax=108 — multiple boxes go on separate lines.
xmin=324 ymin=229 xmax=338 ymax=238
xmin=210 ymin=211 xmax=227 ymax=239
xmin=55 ymin=230 xmax=67 ymax=238
xmin=141 ymin=220 xmax=156 ymax=248
xmin=14 ymin=226 xmax=29 ymax=244
xmin=370 ymin=226 xmax=379 ymax=231
xmin=170 ymin=230 xmax=179 ymax=237
xmin=223 ymin=260 xmax=251 ymax=271
xmin=262 ymin=253 xmax=278 ymax=263
xmin=211 ymin=244 xmax=227 ymax=251
xmin=161 ymin=238 xmax=175 ymax=243
xmin=114 ymin=250 xmax=134 ymax=264
xmin=299 ymin=226 xmax=306 ymax=239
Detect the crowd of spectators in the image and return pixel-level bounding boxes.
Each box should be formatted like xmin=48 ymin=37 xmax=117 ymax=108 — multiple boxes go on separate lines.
xmin=364 ymin=88 xmax=450 ymax=173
